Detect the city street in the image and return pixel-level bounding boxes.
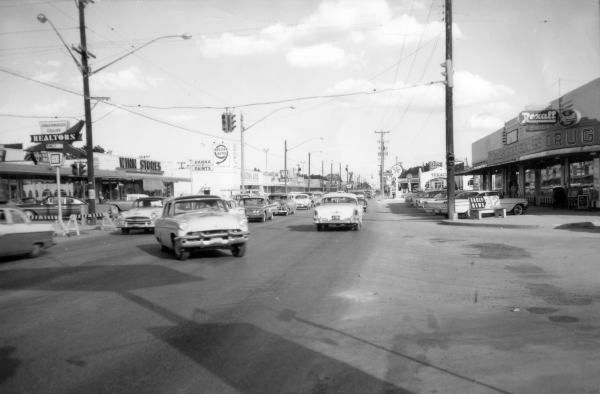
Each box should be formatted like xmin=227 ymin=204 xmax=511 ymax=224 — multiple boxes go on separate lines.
xmin=1 ymin=200 xmax=599 ymax=393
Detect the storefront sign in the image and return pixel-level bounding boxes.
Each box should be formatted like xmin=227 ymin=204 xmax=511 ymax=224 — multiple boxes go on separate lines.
xmin=40 ymin=120 xmax=70 ymax=134
xmin=488 ymin=126 xmax=599 ymax=165
xmin=191 ymin=159 xmax=212 ymax=171
xmin=118 ymin=157 xmax=163 ymax=174
xmin=519 ymin=109 xmax=581 ymax=127
xmin=519 ymin=110 xmax=558 ymax=125
xmin=30 ymin=134 xmax=79 ymax=143
xmin=214 ymin=144 xmax=228 ymax=165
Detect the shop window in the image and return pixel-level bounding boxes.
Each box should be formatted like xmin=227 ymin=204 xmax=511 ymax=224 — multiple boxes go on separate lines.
xmin=506 ymin=129 xmax=518 ymax=145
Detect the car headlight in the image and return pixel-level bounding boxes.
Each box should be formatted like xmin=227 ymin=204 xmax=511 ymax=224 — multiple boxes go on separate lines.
xmin=151 ymin=212 xmax=158 ymax=219
xmin=117 ymin=214 xmax=124 ymax=221
xmin=178 ymin=222 xmax=189 ymax=231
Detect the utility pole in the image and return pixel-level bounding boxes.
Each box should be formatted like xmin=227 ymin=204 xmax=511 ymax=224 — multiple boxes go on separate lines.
xmin=78 ymin=0 xmax=96 ymax=223
xmin=321 ymin=160 xmax=324 ymax=192
xmin=339 ymin=163 xmax=342 ymax=191
xmin=444 ymin=0 xmax=457 ymax=220
xmin=263 ymin=148 xmax=269 ymax=172
xmin=307 ymin=152 xmax=311 ymax=193
xmin=329 ymin=162 xmax=333 ymax=192
xmin=375 ymin=130 xmax=390 ymax=198
xmin=284 ymin=140 xmax=288 ymax=194
xmin=240 ymin=113 xmax=245 ymax=192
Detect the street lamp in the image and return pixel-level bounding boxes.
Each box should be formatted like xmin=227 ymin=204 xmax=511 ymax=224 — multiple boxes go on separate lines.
xmin=240 ymin=106 xmax=294 ymax=192
xmin=38 ymin=7 xmax=191 ymax=221
xmin=284 ymin=137 xmax=323 ymax=194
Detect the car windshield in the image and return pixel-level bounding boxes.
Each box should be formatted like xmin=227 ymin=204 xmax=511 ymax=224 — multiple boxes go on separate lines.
xmin=133 ymin=199 xmax=163 ymax=208
xmin=174 ymin=199 xmax=226 ymax=215
xmin=295 ymin=195 xmax=308 ymax=199
xmin=241 ymin=198 xmax=264 ymax=205
xmin=321 ymin=196 xmax=357 ymax=204
xmin=271 ymin=195 xmax=287 ymax=201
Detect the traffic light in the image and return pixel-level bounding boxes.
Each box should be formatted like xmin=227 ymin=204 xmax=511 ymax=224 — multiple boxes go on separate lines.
xmin=221 ymin=113 xmax=228 ymax=132
xmin=441 ymin=59 xmax=453 ymax=87
xmin=71 ymin=162 xmax=78 ymax=175
xmin=447 ymin=153 xmax=455 ymax=167
xmin=78 ymin=162 xmax=87 ymax=177
xmin=229 ymin=113 xmax=236 ymax=131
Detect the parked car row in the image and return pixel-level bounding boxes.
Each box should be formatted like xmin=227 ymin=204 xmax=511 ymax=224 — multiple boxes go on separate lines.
xmin=409 ymin=189 xmax=528 ymax=218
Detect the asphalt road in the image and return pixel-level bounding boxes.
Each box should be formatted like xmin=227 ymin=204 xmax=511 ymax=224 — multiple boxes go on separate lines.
xmin=1 ymin=200 xmax=599 ymax=393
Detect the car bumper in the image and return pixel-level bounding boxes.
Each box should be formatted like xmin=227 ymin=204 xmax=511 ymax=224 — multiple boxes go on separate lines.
xmin=175 ymin=232 xmax=249 ymax=249
xmin=314 ymin=217 xmax=360 ymax=225
xmin=117 ymin=219 xmax=155 ymax=229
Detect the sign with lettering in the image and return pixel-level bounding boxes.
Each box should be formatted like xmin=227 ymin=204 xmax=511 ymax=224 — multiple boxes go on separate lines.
xmin=190 ymin=159 xmax=212 ymax=171
xmin=118 ymin=157 xmax=163 ymax=174
xmin=519 ymin=110 xmax=558 ymax=125
xmin=40 ymin=120 xmax=70 ymax=134
xmin=214 ymin=144 xmax=228 ymax=165
xmin=488 ymin=126 xmax=599 ymax=165
xmin=30 ymin=134 xmax=79 ymax=143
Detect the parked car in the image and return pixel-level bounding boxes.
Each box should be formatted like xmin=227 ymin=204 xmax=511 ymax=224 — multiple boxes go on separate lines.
xmin=239 ymin=196 xmax=274 ymax=222
xmin=425 ymin=191 xmax=480 ymax=216
xmin=313 ymin=192 xmax=363 ymax=231
xmin=414 ymin=190 xmax=447 ymax=209
xmin=357 ymin=195 xmax=368 ymax=212
xmin=268 ymin=193 xmax=297 ymax=215
xmin=116 ymin=197 xmax=165 ymax=234
xmin=0 ymin=204 xmax=55 ymax=258
xmin=18 ymin=196 xmax=87 ymax=219
xmin=293 ymin=193 xmax=312 ymax=209
xmin=435 ymin=190 xmax=529 ymax=216
xmin=154 ymin=195 xmax=249 ymax=260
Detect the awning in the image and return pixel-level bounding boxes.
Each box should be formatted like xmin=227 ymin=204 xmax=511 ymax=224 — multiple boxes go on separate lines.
xmin=143 ymin=178 xmax=164 ymax=190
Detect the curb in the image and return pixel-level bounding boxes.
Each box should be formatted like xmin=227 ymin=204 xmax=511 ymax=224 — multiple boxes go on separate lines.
xmin=440 ymin=220 xmax=541 ymax=229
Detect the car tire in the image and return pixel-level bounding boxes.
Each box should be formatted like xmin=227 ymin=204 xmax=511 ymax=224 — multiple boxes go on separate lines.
xmin=231 ymin=243 xmax=246 ymax=257
xmin=172 ymin=237 xmax=189 ymax=260
xmin=316 ymin=224 xmax=323 ymax=231
xmin=121 ymin=228 xmax=130 ymax=234
xmin=29 ymin=243 xmax=42 ymax=258
xmin=512 ymin=204 xmax=524 ymax=215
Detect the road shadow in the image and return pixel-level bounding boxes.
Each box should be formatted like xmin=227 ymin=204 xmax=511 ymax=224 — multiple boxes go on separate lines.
xmin=137 ymin=244 xmax=237 ymax=260
xmin=0 ymin=264 xmax=203 ymax=292
xmin=0 ymin=346 xmax=20 ymax=384
xmin=287 ymin=224 xmax=316 ymax=232
xmin=554 ymin=223 xmax=600 ymax=233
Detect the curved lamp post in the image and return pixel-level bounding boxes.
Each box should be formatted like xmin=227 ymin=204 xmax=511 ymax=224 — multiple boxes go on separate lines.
xmin=38 ymin=8 xmax=190 ymax=220
xmin=284 ymin=137 xmax=323 ymax=193
xmin=240 ymin=106 xmax=294 ymax=192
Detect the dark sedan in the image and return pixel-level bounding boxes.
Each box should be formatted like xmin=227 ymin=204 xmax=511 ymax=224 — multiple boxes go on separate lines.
xmin=18 ymin=196 xmax=87 ymax=219
xmin=239 ymin=197 xmax=275 ymax=222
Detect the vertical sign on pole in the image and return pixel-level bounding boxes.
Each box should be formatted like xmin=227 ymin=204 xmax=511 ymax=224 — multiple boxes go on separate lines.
xmin=49 ymin=152 xmax=67 ymax=234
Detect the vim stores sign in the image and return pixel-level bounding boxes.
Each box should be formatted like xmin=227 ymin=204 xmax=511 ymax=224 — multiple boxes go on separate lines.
xmin=118 ymin=157 xmax=163 ymax=174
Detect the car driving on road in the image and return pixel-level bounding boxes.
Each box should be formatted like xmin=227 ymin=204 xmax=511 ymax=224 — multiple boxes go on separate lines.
xmin=154 ymin=195 xmax=249 ymax=260
xmin=0 ymin=204 xmax=55 ymax=258
xmin=313 ymin=192 xmax=363 ymax=231
xmin=116 ymin=197 xmax=165 ymax=234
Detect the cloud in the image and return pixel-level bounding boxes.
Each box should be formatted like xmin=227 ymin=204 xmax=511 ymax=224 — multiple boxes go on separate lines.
xmin=467 ymin=113 xmax=505 ymax=130
xmin=196 ymin=0 xmax=449 ymax=67
xmin=90 ymin=66 xmax=162 ymax=90
xmin=286 ymin=43 xmax=353 ymax=68
xmin=31 ymin=99 xmax=70 ymax=115
xmin=454 ymin=71 xmax=515 ymax=106
xmin=32 ymin=71 xmax=59 ymax=83
xmin=35 ymin=60 xmax=62 ymax=68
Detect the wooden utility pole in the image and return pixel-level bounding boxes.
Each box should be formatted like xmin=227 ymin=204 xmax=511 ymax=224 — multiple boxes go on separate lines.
xmin=375 ymin=130 xmax=390 ymax=198
xmin=444 ymin=0 xmax=457 ymax=220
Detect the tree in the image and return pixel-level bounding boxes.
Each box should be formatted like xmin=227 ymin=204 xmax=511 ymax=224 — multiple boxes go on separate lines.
xmin=82 ymin=145 xmax=107 ymax=153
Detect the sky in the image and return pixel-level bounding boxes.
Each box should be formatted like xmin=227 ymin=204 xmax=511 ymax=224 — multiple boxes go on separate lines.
xmin=1 ymin=0 xmax=599 ymax=183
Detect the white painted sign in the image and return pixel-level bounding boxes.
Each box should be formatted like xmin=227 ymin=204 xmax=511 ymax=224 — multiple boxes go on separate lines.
xmin=40 ymin=120 xmax=70 ymax=134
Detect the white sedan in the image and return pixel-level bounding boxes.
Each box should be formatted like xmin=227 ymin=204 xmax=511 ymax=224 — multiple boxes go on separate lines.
xmin=0 ymin=205 xmax=54 ymax=258
xmin=313 ymin=192 xmax=363 ymax=231
xmin=116 ymin=197 xmax=165 ymax=234
xmin=154 ymin=195 xmax=249 ymax=260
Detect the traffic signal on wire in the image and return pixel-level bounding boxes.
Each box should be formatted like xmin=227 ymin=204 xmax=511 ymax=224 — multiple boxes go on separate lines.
xmin=79 ymin=162 xmax=87 ymax=177
xmin=221 ymin=113 xmax=228 ymax=132
xmin=229 ymin=113 xmax=236 ymax=131
xmin=71 ymin=162 xmax=78 ymax=175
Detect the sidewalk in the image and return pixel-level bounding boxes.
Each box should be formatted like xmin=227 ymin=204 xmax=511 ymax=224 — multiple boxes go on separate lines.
xmin=378 ymin=197 xmax=600 ymax=230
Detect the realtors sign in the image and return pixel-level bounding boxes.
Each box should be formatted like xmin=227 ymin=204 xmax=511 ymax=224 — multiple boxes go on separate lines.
xmin=30 ymin=133 xmax=80 ymax=143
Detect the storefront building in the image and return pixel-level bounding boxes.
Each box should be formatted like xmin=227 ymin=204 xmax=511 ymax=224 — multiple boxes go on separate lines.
xmin=464 ymin=78 xmax=600 ymax=209
xmin=0 ymin=147 xmax=188 ymax=203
